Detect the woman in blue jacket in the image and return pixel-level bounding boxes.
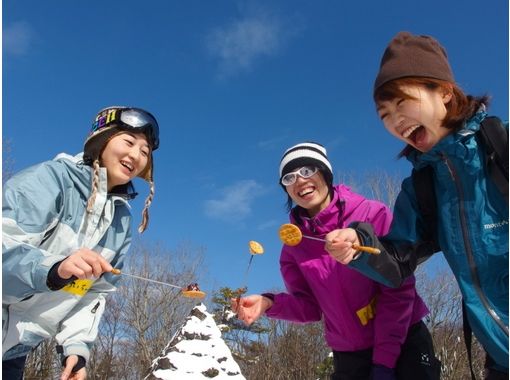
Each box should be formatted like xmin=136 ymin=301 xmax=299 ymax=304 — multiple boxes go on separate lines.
xmin=325 ymin=32 xmax=508 ymax=379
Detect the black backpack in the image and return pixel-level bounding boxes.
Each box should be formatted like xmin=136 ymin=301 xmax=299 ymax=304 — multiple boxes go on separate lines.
xmin=412 ymin=116 xmax=508 ymax=380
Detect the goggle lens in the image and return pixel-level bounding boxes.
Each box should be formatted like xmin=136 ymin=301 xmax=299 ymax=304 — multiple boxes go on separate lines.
xmin=281 ymin=166 xmax=318 ymax=186
xmin=92 ymin=108 xmax=160 ymax=150
xmin=120 ymin=109 xmax=160 ymax=149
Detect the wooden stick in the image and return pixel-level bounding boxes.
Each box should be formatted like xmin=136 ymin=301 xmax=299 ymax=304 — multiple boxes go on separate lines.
xmin=302 ymin=235 xmax=380 ymax=255
xmin=352 ymin=244 xmax=381 ymax=255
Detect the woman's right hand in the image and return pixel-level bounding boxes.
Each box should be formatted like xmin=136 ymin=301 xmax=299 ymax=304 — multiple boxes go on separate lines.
xmin=57 ymin=248 xmax=113 ymax=280
xmin=325 ymin=228 xmax=360 ymax=264
xmin=231 ymin=295 xmax=273 ymax=326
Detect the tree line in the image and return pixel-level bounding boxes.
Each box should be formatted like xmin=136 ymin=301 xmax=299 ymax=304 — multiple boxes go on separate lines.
xmin=5 ymin=165 xmax=485 ymax=379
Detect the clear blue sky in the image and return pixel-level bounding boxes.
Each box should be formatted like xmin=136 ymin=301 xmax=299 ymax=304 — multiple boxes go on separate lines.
xmin=4 ymin=1 xmax=509 ymax=297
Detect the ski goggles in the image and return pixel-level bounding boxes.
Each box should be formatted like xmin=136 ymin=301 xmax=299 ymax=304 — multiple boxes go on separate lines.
xmin=281 ymin=166 xmax=318 ymax=186
xmin=92 ymin=107 xmax=160 ymax=150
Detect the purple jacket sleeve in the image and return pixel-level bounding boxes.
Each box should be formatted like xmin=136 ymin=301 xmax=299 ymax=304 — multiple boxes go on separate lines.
xmin=364 ymin=200 xmax=420 ymax=368
xmin=265 ymin=246 xmax=322 ymax=323
xmin=373 ymin=277 xmax=418 ymax=367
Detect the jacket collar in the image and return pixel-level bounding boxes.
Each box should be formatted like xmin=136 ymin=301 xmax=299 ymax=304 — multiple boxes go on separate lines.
xmin=291 ymin=186 xmax=344 ymax=235
xmin=54 ymin=152 xmax=137 ymax=202
xmin=407 ymin=108 xmax=487 ymax=169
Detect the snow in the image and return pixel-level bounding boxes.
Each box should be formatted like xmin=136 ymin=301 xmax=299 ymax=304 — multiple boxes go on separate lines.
xmin=145 ymin=303 xmax=246 ymax=380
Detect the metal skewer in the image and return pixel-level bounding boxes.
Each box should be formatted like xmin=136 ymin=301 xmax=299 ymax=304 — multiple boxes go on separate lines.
xmin=111 ymin=269 xmax=182 ymax=289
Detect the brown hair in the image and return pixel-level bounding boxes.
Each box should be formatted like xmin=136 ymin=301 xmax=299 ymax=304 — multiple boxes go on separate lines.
xmin=86 ymin=131 xmax=154 ymax=233
xmin=374 ymin=77 xmax=490 ymax=156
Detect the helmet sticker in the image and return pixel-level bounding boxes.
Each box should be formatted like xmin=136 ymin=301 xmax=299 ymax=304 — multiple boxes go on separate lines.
xmin=92 ymin=108 xmax=118 ymax=133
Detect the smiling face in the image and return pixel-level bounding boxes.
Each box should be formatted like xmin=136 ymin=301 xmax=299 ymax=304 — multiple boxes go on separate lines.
xmin=100 ymin=132 xmax=150 ymax=191
xmin=376 ymin=83 xmax=453 ymax=152
xmin=286 ymin=169 xmax=331 ymax=217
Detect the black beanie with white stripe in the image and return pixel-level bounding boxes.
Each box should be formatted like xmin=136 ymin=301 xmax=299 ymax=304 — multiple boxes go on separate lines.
xmin=279 ymin=142 xmax=333 ymax=185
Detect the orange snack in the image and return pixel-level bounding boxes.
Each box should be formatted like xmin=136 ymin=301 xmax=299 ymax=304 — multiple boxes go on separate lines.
xmin=249 ymin=240 xmax=264 ymax=254
xmin=278 ymin=223 xmax=303 ymax=246
xmin=181 ymin=289 xmax=206 ymax=299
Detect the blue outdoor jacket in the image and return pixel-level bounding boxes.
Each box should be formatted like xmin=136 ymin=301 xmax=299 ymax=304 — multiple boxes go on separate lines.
xmin=350 ymin=110 xmax=509 ymax=370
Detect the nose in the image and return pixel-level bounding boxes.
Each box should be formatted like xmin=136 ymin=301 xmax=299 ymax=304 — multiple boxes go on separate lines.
xmin=294 ymin=174 xmax=307 ymax=184
xmin=128 ymin=147 xmax=141 ymax=162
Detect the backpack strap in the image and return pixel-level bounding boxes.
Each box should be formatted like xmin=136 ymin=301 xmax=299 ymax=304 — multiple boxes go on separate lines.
xmin=462 ymin=301 xmax=477 ymax=380
xmin=478 ymin=116 xmax=509 ymax=202
xmin=412 ymin=165 xmax=441 ymax=253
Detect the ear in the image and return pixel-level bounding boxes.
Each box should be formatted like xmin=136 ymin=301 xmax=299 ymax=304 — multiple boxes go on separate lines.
xmin=440 ymin=85 xmax=453 ymax=104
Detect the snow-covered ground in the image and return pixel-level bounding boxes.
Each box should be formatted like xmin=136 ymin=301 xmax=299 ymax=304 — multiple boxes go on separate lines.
xmin=145 ymin=303 xmax=245 ymax=380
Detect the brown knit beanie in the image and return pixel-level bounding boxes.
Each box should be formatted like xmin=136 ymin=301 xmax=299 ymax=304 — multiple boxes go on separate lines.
xmin=374 ymin=31 xmax=454 ymax=94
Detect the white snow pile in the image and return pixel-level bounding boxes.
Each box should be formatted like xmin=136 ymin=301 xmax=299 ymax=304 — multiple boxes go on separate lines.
xmin=145 ymin=303 xmax=246 ymax=380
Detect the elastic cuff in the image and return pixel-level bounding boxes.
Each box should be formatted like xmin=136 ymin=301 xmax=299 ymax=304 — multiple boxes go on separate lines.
xmin=352 ymin=251 xmax=363 ymax=261
xmin=72 ymin=356 xmax=86 ymax=372
xmin=60 ymin=354 xmax=86 ymax=372
xmin=261 ymin=293 xmax=274 ymax=302
xmin=57 ymin=344 xmax=89 ymax=371
xmin=354 ymin=228 xmax=369 ymax=247
xmin=261 ymin=293 xmax=275 ymax=313
xmin=46 ymin=261 xmax=76 ymax=290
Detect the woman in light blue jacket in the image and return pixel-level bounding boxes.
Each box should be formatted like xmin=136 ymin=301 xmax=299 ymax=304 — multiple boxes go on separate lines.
xmin=325 ymin=32 xmax=508 ymax=379
xmin=3 ymin=106 xmax=160 ymax=380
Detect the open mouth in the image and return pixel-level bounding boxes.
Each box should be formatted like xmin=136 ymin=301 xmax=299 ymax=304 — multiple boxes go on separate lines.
xmin=121 ymin=160 xmax=134 ymax=172
xmin=402 ymin=124 xmax=425 ymax=145
xmin=298 ymin=187 xmax=315 ymax=197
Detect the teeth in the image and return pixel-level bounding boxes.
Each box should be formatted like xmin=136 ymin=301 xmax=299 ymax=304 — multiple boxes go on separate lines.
xmin=299 ymin=187 xmax=314 ymax=196
xmin=121 ymin=161 xmax=133 ymax=171
xmin=402 ymin=125 xmax=420 ymax=139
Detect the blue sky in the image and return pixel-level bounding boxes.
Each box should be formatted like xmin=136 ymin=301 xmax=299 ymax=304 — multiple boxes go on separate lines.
xmin=4 ymin=1 xmax=509 ymax=298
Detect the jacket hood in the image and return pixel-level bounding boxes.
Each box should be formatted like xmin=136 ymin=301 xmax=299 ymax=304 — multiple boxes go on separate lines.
xmin=54 ymin=152 xmax=136 ymax=201
xmin=53 ymin=153 xmax=94 ymax=198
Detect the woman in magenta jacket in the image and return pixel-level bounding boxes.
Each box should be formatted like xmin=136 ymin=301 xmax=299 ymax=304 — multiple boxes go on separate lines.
xmin=233 ymin=142 xmax=440 ymax=379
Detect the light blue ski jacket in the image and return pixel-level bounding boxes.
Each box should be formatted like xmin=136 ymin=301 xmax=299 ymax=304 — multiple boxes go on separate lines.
xmin=2 ymin=153 xmax=132 ymax=362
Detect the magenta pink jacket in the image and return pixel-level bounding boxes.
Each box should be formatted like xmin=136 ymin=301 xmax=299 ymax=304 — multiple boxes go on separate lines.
xmin=265 ymin=185 xmax=429 ymax=368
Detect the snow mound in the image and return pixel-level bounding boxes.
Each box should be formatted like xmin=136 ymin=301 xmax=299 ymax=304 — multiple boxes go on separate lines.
xmin=145 ymin=303 xmax=245 ymax=380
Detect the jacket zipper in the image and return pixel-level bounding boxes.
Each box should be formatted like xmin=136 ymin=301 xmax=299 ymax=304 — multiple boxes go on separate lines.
xmin=442 ymin=154 xmax=508 ymax=336
xmin=91 ymin=302 xmax=100 ymax=314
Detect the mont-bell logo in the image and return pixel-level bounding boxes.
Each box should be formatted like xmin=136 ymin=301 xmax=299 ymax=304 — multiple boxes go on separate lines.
xmin=483 ymin=220 xmax=508 ymax=230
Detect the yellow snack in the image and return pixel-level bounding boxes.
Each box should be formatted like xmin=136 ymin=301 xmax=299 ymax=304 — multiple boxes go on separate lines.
xmin=278 ymin=223 xmax=303 ymax=246
xmin=249 ymin=240 xmax=264 ymax=254
xmin=181 ymin=290 xmax=206 ymax=299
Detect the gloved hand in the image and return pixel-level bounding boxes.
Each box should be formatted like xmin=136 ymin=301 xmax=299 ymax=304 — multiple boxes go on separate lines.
xmin=371 ymin=364 xmax=396 ymax=380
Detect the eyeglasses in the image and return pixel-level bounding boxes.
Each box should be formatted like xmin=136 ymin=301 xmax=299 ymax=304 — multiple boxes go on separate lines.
xmin=281 ymin=166 xmax=318 ymax=186
xmin=92 ymin=107 xmax=160 ymax=150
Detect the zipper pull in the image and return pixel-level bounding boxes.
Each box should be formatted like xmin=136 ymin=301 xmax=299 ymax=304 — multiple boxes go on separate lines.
xmin=91 ymin=302 xmax=100 ymax=314
xmin=441 ymin=153 xmax=455 ymax=180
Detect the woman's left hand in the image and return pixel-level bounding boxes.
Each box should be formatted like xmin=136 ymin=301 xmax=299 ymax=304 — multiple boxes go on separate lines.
xmin=232 ymin=294 xmax=273 ymax=325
